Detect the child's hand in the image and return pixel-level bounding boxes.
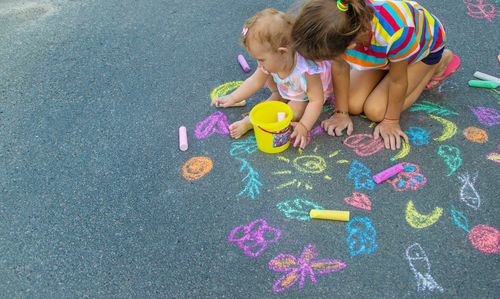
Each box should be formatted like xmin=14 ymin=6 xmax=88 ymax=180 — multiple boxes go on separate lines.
xmin=373 ymin=119 xmax=409 ymax=150
xmin=211 ymin=95 xmax=235 ymax=108
xmin=321 ymin=112 xmax=353 ymax=136
xmin=290 ymin=122 xmax=309 ymax=149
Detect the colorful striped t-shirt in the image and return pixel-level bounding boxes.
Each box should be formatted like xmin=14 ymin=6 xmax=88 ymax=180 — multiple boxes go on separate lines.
xmin=343 ymin=0 xmax=447 ymax=70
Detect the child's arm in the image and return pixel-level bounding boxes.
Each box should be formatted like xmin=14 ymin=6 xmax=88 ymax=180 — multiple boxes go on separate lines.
xmin=290 ymin=73 xmax=324 ymax=149
xmin=373 ymin=60 xmax=410 ymax=150
xmin=321 ymin=57 xmax=353 ymax=136
xmin=211 ymin=68 xmax=269 ymax=108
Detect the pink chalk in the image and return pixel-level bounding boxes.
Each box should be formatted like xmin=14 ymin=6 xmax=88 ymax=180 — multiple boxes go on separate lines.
xmin=372 ymin=163 xmax=404 ymax=184
xmin=238 ymin=54 xmax=251 ymax=72
xmin=179 ymin=126 xmax=188 ymax=151
xmin=277 ymin=112 xmax=286 ymax=122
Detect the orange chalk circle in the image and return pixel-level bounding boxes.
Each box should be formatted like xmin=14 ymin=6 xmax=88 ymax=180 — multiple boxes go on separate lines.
xmin=182 ymin=156 xmax=213 ymax=181
xmin=463 ymin=127 xmax=488 ymax=143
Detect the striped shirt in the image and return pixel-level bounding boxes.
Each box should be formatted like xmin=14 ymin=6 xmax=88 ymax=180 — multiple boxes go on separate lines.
xmin=343 ymin=0 xmax=447 ymax=70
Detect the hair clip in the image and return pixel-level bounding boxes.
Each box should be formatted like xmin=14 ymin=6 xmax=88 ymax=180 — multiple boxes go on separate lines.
xmin=337 ymin=0 xmax=349 ymax=11
xmin=241 ymin=27 xmax=248 ymax=36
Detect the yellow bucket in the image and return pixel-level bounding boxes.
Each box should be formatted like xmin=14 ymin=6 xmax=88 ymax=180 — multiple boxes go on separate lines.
xmin=249 ymin=101 xmax=293 ymax=153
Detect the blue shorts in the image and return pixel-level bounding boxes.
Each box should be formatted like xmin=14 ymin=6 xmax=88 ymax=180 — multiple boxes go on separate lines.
xmin=421 ymin=48 xmax=444 ymax=65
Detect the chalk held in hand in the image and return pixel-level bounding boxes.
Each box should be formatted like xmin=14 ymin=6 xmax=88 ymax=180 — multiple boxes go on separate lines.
xmin=238 ymin=54 xmax=251 ymax=73
xmin=277 ymin=112 xmax=286 ymax=122
xmin=310 ymin=209 xmax=350 ymax=221
xmin=372 ymin=163 xmax=404 ymax=184
xmin=178 ymin=126 xmax=188 ymax=151
xmin=473 ymin=71 xmax=500 ymax=85
xmin=468 ymin=80 xmax=498 ymax=89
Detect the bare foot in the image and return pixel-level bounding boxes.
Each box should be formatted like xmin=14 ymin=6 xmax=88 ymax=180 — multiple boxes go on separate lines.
xmin=229 ymin=118 xmax=253 ymax=139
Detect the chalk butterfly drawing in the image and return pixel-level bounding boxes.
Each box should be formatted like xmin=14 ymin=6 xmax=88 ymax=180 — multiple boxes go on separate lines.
xmin=268 ymin=244 xmax=346 ymax=292
xmin=228 ymin=219 xmax=281 ymax=257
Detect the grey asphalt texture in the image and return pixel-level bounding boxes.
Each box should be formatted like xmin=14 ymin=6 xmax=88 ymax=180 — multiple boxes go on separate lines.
xmin=1 ymin=0 xmax=499 ymax=297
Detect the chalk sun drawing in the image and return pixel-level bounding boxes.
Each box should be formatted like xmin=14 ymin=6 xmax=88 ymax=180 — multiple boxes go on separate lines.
xmin=438 ymin=145 xmax=462 ymax=176
xmin=468 ymin=106 xmax=500 ymax=126
xmin=346 ymin=217 xmax=378 ymax=256
xmin=268 ymin=244 xmax=346 ymax=292
xmin=429 ymin=114 xmax=457 ymax=141
xmin=386 ymin=162 xmax=426 ymax=192
xmin=235 ymin=157 xmax=262 ymax=199
xmin=463 ymin=0 xmax=500 ymax=22
xmin=194 ymin=111 xmax=230 ymax=139
xmin=405 ymin=127 xmax=431 ymax=145
xmin=228 ymin=219 xmax=281 ymax=257
xmin=348 ymin=160 xmax=375 ymax=190
xmin=410 ymin=100 xmax=458 ymax=116
xmin=276 ymin=198 xmax=324 ymax=221
xmin=406 ymin=201 xmax=443 ymax=229
xmin=457 ymin=172 xmax=481 ymax=210
xmin=274 ymin=147 xmax=344 ymax=191
xmin=406 ymin=243 xmax=444 ymax=293
xmin=182 ymin=156 xmax=213 ymax=181
xmin=344 ymin=192 xmax=371 ymax=210
xmin=230 ymin=136 xmax=258 ymax=156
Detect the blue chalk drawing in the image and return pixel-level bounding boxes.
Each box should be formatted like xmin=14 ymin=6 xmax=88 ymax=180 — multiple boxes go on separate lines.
xmin=450 ymin=205 xmax=470 ymax=233
xmin=404 ymin=127 xmax=431 ymax=145
xmin=410 ymin=101 xmax=458 ymax=116
xmin=346 ymin=217 xmax=378 ymax=256
xmin=235 ymin=157 xmax=262 ymax=199
xmin=348 ymin=160 xmax=375 ymax=190
xmin=230 ymin=136 xmax=258 ymax=156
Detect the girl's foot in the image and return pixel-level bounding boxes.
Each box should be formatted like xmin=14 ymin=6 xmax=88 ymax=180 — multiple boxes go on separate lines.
xmin=425 ymin=49 xmax=461 ymax=90
xmin=229 ymin=119 xmax=253 ymax=139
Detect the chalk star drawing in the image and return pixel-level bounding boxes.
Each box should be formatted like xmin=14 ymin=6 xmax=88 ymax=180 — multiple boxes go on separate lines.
xmin=228 ymin=219 xmax=281 ymax=257
xmin=406 ymin=243 xmax=444 ymax=293
xmin=268 ymin=244 xmax=346 ymax=292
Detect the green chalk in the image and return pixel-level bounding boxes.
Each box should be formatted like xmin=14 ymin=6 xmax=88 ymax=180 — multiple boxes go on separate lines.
xmin=468 ymin=80 xmax=498 ymax=89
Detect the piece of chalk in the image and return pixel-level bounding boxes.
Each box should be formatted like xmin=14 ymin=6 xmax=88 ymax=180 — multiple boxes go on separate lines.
xmin=372 ymin=163 xmax=404 ymax=184
xmin=238 ymin=54 xmax=251 ymax=73
xmin=310 ymin=209 xmax=350 ymax=221
xmin=277 ymin=112 xmax=286 ymax=122
xmin=468 ymin=80 xmax=498 ymax=89
xmin=473 ymin=71 xmax=500 ymax=85
xmin=231 ymin=100 xmax=246 ymax=107
xmin=179 ymin=126 xmax=188 ymax=151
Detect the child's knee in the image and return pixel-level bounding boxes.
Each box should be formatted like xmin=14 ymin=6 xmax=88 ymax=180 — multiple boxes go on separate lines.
xmin=363 ymin=102 xmax=385 ymax=122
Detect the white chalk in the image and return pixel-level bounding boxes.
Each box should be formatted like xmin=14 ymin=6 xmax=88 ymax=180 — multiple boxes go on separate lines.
xmin=277 ymin=112 xmax=286 ymax=122
xmin=473 ymin=71 xmax=500 ymax=85
xmin=179 ymin=126 xmax=188 ymax=151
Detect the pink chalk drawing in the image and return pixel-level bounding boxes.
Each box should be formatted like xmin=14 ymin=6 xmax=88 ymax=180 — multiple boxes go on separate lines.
xmin=344 ymin=192 xmax=371 ymax=210
xmin=486 ymin=152 xmax=500 ymax=163
xmin=468 ymin=224 xmax=500 ymax=254
xmin=268 ymin=244 xmax=346 ymax=292
xmin=344 ymin=134 xmax=384 ymax=156
xmin=463 ymin=0 xmax=500 ymax=22
xmin=194 ymin=111 xmax=230 ymax=139
xmin=386 ymin=162 xmax=426 ymax=192
xmin=228 ymin=219 xmax=281 ymax=257
xmin=468 ymin=106 xmax=500 ymax=126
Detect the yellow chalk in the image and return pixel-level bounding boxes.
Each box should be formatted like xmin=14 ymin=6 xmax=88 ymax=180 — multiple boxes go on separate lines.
xmin=310 ymin=209 xmax=350 ymax=221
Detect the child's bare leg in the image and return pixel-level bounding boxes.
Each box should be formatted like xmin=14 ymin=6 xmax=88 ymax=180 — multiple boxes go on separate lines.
xmin=287 ymin=100 xmax=308 ymax=122
xmin=348 ymin=69 xmax=385 ymax=114
xmin=229 ymin=116 xmax=253 ymax=139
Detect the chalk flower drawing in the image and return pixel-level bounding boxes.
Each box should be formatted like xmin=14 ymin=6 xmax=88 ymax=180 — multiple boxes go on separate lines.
xmin=386 ymin=163 xmax=426 ymax=192
xmin=276 ymin=198 xmax=324 ymax=221
xmin=228 ymin=219 xmax=281 ymax=257
xmin=406 ymin=243 xmax=444 ymax=293
xmin=348 ymin=160 xmax=375 ymax=190
xmin=346 ymin=217 xmax=378 ymax=256
xmin=410 ymin=100 xmax=458 ymax=116
xmin=268 ymin=244 xmax=346 ymax=292
xmin=235 ymin=157 xmax=262 ymax=199
xmin=404 ymin=127 xmax=431 ymax=145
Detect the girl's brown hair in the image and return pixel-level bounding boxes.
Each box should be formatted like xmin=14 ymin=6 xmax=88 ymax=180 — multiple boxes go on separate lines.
xmin=240 ymin=8 xmax=294 ymax=52
xmin=291 ymin=0 xmax=374 ymax=60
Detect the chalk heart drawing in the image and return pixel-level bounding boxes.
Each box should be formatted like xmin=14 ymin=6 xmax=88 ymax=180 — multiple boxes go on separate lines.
xmin=344 ymin=134 xmax=384 ymax=156
xmin=386 ymin=162 xmax=426 ymax=192
xmin=228 ymin=219 xmax=281 ymax=258
xmin=463 ymin=127 xmax=488 ymax=143
xmin=468 ymin=224 xmax=500 ymax=254
xmin=344 ymin=192 xmax=371 ymax=210
xmin=346 ymin=217 xmax=377 ymax=256
xmin=181 ymin=156 xmax=213 ymax=181
xmin=406 ymin=243 xmax=444 ymax=293
xmin=276 ymin=198 xmax=324 ymax=221
xmin=405 ymin=201 xmax=443 ymax=229
xmin=463 ymin=0 xmax=500 ymax=22
xmin=468 ymin=106 xmax=500 ymax=126
xmin=194 ymin=111 xmax=230 ymax=139
xmin=268 ymin=244 xmax=346 ymax=293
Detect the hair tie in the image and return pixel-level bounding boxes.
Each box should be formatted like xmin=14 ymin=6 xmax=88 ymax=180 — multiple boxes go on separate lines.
xmin=241 ymin=27 xmax=248 ymax=36
xmin=337 ymin=0 xmax=348 ymax=11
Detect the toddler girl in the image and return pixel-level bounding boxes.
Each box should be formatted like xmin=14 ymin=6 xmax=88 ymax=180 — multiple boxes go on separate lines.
xmin=211 ymin=8 xmax=334 ymax=149
xmin=291 ymin=0 xmax=460 ymax=150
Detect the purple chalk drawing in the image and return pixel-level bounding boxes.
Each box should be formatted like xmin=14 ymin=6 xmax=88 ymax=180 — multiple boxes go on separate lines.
xmin=468 ymin=106 xmax=500 ymax=126
xmin=386 ymin=162 xmax=426 ymax=192
xmin=228 ymin=219 xmax=281 ymax=257
xmin=194 ymin=111 xmax=230 ymax=139
xmin=268 ymin=244 xmax=346 ymax=292
xmin=311 ymin=125 xmax=324 ymax=136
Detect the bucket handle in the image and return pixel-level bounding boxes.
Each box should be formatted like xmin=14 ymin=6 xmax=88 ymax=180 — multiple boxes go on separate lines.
xmin=257 ymin=125 xmax=290 ymax=135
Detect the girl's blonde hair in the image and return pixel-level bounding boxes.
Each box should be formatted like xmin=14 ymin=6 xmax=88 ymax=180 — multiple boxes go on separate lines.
xmin=240 ymin=8 xmax=294 ymax=52
xmin=291 ymin=0 xmax=374 ymax=60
